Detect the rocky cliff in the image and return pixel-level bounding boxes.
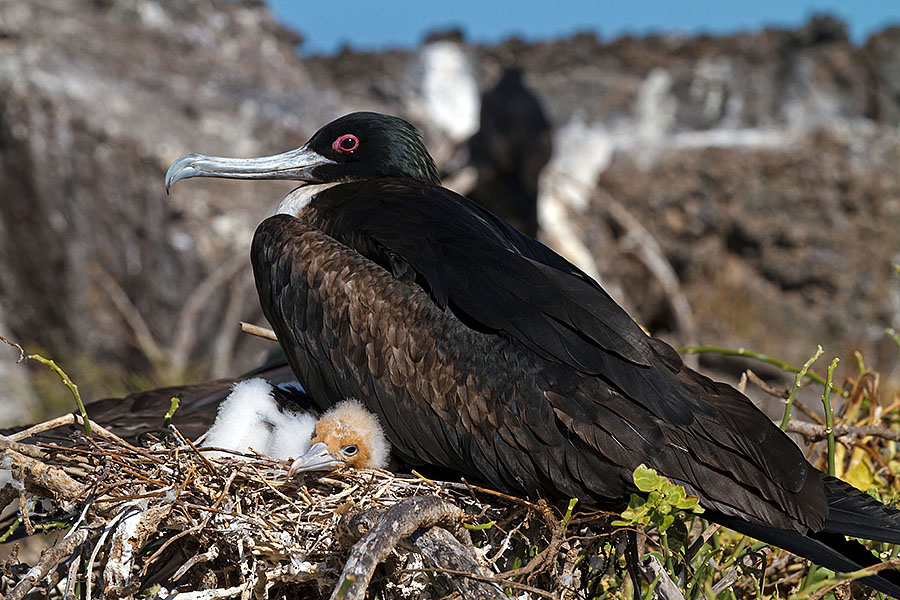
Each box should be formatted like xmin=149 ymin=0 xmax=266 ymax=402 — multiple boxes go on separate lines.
xmin=1 ymin=1 xmax=898 ymax=425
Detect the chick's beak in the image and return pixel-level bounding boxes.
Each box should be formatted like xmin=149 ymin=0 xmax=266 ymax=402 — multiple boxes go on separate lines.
xmin=287 ymin=442 xmax=344 ymax=476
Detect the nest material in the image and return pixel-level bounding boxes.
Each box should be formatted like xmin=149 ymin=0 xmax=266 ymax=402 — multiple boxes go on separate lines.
xmin=0 ymin=415 xmax=615 ymax=600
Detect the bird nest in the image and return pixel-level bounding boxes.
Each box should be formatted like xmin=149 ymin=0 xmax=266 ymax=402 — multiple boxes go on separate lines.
xmin=0 ymin=415 xmax=624 ymax=600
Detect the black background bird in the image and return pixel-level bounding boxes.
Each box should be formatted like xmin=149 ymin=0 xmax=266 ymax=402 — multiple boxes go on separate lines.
xmin=167 ymin=111 xmax=900 ymax=597
xmin=468 ymin=66 xmax=553 ymax=237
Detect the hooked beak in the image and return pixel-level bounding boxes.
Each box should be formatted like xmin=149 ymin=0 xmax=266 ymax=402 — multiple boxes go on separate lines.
xmin=287 ymin=442 xmax=344 ymax=476
xmin=165 ymin=145 xmax=336 ymax=192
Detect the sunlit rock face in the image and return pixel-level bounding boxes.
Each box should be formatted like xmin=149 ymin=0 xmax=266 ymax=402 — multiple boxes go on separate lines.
xmin=2 ymin=4 xmax=899 ymax=425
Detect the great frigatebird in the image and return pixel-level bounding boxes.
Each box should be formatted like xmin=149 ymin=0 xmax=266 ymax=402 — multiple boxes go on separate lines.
xmin=166 ymin=111 xmax=900 ymax=596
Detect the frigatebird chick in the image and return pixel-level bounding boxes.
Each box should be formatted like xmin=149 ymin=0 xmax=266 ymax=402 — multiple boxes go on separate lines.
xmin=200 ymin=378 xmax=315 ymax=460
xmin=288 ymin=399 xmax=390 ymax=475
xmin=200 ymin=379 xmax=388 ymax=473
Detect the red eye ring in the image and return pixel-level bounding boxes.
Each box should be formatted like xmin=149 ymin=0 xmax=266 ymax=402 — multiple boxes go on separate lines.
xmin=333 ymin=134 xmax=359 ymax=153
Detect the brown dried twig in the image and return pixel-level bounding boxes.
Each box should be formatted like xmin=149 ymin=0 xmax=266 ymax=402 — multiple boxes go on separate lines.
xmin=786 ymin=421 xmax=900 ymax=444
xmin=330 ymin=496 xmax=473 ymax=600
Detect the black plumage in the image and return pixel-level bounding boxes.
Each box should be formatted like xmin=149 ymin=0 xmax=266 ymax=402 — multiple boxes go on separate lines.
xmin=468 ymin=67 xmax=552 ymax=237
xmin=167 ymin=111 xmax=900 ymax=597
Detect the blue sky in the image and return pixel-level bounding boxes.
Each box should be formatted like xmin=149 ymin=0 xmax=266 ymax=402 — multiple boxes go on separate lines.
xmin=267 ymin=1 xmax=898 ymax=55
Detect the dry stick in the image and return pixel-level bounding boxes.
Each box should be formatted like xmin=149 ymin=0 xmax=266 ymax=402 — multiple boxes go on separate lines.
xmin=141 ymin=470 xmax=237 ymax=576
xmin=85 ymin=501 xmax=144 ymax=600
xmin=168 ymin=424 xmax=217 ymax=475
xmin=801 ymin=556 xmax=900 ymax=600
xmin=785 ymin=421 xmax=900 ymax=444
xmin=0 ymin=433 xmax=47 ymax=459
xmin=497 ymin=504 xmax=565 ymax=580
xmin=792 ymin=397 xmax=826 ymax=426
xmin=173 ymin=545 xmax=220 ymax=582
xmin=153 ymin=585 xmax=246 ymax=600
xmin=0 ymin=443 xmax=86 ymax=499
xmin=240 ymin=321 xmax=278 ymax=342
xmin=401 ymin=526 xmax=506 ymax=600
xmin=330 ymin=496 xmax=468 ymax=600
xmin=743 ymin=370 xmax=785 ymax=398
xmin=6 ymin=526 xmax=92 ymax=600
xmin=0 ymin=335 xmax=92 ymax=436
xmin=398 ymin=566 xmax=558 ymax=599
xmin=63 ymin=542 xmax=83 ymax=600
xmin=9 ymin=414 xmax=83 ymax=443
xmin=638 ymin=555 xmax=686 ymax=600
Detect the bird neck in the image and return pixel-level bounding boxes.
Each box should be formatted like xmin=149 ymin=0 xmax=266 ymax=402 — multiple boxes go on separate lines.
xmin=276 ymin=182 xmax=342 ymax=217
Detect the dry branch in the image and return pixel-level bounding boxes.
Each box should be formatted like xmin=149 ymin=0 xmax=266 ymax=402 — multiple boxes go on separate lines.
xmin=5 ymin=526 xmax=92 ymax=600
xmin=786 ymin=421 xmax=900 ymax=444
xmin=240 ymin=321 xmax=278 ymax=342
xmin=330 ymin=496 xmax=470 ymax=600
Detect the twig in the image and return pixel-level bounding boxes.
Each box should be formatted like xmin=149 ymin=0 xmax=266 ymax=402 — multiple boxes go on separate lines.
xmin=240 ymin=321 xmax=278 ymax=342
xmin=402 ymin=526 xmax=505 ymax=599
xmin=86 ymin=501 xmax=144 ymax=600
xmin=0 ymin=335 xmax=92 ymax=435
xmin=9 ymin=413 xmax=81 ymax=443
xmin=638 ymin=554 xmax=686 ymax=600
xmin=168 ymin=424 xmax=217 ymax=475
xmin=5 ymin=526 xmax=92 ymax=600
xmin=0 ymin=442 xmax=86 ymax=499
xmin=0 ymin=433 xmax=48 ymax=459
xmin=398 ymin=566 xmax=558 ymax=599
xmin=173 ymin=545 xmax=220 ymax=582
xmin=498 ymin=503 xmax=564 ymax=579
xmin=18 ymin=490 xmax=34 ymax=535
xmin=781 ymin=346 xmax=824 ymax=430
xmin=678 ymin=345 xmax=839 ymax=393
xmin=821 ymin=358 xmax=839 ymax=476
xmin=163 ymin=585 xmax=246 ymax=599
xmin=785 ymin=421 xmax=900 ymax=444
xmin=330 ymin=496 xmax=468 ymax=600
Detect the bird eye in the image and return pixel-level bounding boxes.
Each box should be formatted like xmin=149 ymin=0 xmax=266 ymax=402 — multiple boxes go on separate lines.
xmin=342 ymin=445 xmax=358 ymax=456
xmin=333 ymin=134 xmax=359 ymax=153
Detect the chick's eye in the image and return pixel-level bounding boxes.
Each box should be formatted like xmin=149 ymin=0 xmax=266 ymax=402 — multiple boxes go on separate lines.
xmin=342 ymin=445 xmax=358 ymax=457
xmin=333 ymin=134 xmax=359 ymax=153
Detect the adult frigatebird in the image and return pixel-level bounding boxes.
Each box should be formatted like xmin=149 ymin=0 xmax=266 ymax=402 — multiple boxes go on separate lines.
xmin=167 ymin=112 xmax=900 ymax=596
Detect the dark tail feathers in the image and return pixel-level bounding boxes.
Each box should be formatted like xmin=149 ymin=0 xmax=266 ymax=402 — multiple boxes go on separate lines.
xmin=823 ymin=476 xmax=900 ymax=543
xmin=710 ymin=513 xmax=900 ymax=597
xmin=709 ymin=479 xmax=900 ymax=600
